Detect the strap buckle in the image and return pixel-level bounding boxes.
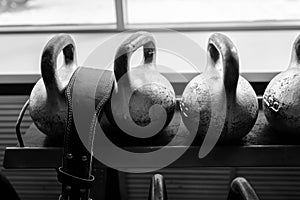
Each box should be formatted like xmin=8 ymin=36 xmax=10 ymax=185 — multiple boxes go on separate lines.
xmin=57 ymin=167 xmax=95 ymax=189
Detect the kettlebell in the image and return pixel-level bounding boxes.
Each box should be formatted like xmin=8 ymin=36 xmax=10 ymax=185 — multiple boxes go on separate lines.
xmin=180 ymin=33 xmax=258 ymax=144
xmin=263 ymin=35 xmax=300 ymax=136
xmin=106 ymin=31 xmax=176 ymax=141
xmin=28 ymin=34 xmax=78 ymax=138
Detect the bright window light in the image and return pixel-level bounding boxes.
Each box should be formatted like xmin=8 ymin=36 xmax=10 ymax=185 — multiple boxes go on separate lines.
xmin=0 ymin=0 xmax=300 ymax=30
xmin=127 ymin=0 xmax=300 ymax=24
xmin=0 ymin=0 xmax=116 ymax=26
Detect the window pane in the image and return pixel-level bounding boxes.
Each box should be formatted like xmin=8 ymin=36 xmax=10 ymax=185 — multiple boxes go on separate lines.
xmin=0 ymin=0 xmax=116 ymax=26
xmin=127 ymin=0 xmax=300 ymax=24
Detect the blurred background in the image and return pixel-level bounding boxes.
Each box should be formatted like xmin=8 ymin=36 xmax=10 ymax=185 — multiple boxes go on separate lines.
xmin=1 ymin=0 xmax=300 ymax=26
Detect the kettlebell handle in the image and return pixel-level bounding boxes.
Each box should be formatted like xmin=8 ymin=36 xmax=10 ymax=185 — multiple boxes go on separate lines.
xmin=207 ymin=33 xmax=239 ymax=96
xmin=290 ymin=34 xmax=300 ymax=68
xmin=227 ymin=177 xmax=260 ymax=200
xmin=148 ymin=174 xmax=168 ymax=200
xmin=114 ymin=31 xmax=156 ymax=81
xmin=41 ymin=34 xmax=77 ymax=92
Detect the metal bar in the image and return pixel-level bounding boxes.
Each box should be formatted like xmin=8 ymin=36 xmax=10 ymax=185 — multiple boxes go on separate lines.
xmin=4 ymin=19 xmax=300 ymax=33
xmin=4 ymin=21 xmax=300 ymax=33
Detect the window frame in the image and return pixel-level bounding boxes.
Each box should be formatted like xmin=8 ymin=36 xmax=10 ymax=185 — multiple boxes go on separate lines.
xmin=1 ymin=0 xmax=300 ymax=33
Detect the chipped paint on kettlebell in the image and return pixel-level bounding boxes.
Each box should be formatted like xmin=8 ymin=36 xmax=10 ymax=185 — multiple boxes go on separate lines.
xmin=129 ymin=83 xmax=175 ymax=127
xmin=263 ymin=68 xmax=300 ymax=135
xmin=263 ymin=34 xmax=300 ymax=136
xmin=180 ymin=33 xmax=258 ymax=144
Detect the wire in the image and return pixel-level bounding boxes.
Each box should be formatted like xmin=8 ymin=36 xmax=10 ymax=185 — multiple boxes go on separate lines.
xmin=15 ymin=99 xmax=29 ymax=147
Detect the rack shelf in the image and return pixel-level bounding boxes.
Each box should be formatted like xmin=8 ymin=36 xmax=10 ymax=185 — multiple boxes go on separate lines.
xmin=4 ymin=111 xmax=300 ymax=169
xmin=4 ymin=145 xmax=300 ymax=169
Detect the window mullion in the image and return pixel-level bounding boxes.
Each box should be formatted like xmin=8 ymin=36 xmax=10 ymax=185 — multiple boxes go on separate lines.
xmin=115 ymin=0 xmax=127 ymax=31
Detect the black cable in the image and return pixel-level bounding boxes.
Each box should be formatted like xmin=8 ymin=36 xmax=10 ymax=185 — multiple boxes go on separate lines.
xmin=15 ymin=99 xmax=29 ymax=147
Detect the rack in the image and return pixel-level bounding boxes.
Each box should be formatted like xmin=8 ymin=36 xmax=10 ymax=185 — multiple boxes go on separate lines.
xmin=3 ymin=110 xmax=300 ymax=199
xmin=4 ymin=110 xmax=300 ymax=169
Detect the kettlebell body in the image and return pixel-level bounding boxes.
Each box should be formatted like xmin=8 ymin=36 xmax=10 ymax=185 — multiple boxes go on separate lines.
xmin=29 ymin=34 xmax=77 ymax=138
xmin=181 ymin=33 xmax=258 ymax=144
xmin=106 ymin=32 xmax=176 ymax=141
xmin=263 ymin=35 xmax=300 ymax=135
xmin=115 ymin=66 xmax=176 ymax=127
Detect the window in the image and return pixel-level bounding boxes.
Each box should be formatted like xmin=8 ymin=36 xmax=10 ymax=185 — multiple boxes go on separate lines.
xmin=0 ymin=0 xmax=116 ymax=30
xmin=127 ymin=0 xmax=300 ymax=23
xmin=1 ymin=0 xmax=300 ymax=31
xmin=126 ymin=0 xmax=300 ymax=30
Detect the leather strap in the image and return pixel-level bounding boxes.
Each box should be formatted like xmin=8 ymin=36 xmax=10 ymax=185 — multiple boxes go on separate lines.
xmin=57 ymin=167 xmax=95 ymax=189
xmin=58 ymin=67 xmax=114 ymax=200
